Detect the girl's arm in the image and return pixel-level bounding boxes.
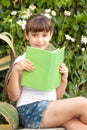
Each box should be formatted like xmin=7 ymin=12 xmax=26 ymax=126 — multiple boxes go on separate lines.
xmin=56 ymin=63 xmax=68 ymax=100
xmin=7 ymin=59 xmax=34 ymax=102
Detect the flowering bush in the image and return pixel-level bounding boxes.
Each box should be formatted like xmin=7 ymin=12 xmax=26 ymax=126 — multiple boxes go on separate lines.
xmin=0 ymin=0 xmax=87 ymax=98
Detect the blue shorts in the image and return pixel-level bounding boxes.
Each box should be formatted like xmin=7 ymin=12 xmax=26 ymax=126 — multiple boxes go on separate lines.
xmin=17 ymin=100 xmax=51 ymax=128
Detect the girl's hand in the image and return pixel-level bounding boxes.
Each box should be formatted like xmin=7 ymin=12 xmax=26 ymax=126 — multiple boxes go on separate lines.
xmin=13 ymin=58 xmax=34 ymax=72
xmin=59 ymin=63 xmax=68 ymax=81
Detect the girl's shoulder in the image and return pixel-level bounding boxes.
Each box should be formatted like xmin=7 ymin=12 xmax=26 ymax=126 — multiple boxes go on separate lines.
xmin=46 ymin=43 xmax=56 ymax=51
xmin=14 ymin=53 xmax=26 ymax=64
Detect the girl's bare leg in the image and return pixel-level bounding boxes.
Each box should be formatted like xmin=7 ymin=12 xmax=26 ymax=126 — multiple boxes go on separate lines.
xmin=41 ymin=97 xmax=87 ymax=128
xmin=63 ymin=118 xmax=87 ymax=130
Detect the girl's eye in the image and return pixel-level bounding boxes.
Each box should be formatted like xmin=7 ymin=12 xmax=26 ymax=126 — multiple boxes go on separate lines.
xmin=43 ymin=34 xmax=47 ymax=37
xmin=32 ymin=34 xmax=37 ymax=37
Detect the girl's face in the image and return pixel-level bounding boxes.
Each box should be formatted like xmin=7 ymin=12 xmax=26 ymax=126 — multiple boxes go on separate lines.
xmin=25 ymin=31 xmax=53 ymax=49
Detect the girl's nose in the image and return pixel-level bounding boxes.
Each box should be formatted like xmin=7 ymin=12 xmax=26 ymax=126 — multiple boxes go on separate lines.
xmin=37 ymin=36 xmax=42 ymax=42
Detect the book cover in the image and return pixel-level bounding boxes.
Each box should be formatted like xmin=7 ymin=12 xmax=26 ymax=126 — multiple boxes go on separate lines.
xmin=21 ymin=46 xmax=65 ymax=91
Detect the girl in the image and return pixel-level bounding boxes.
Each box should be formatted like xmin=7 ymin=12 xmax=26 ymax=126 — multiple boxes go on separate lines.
xmin=7 ymin=14 xmax=87 ymax=130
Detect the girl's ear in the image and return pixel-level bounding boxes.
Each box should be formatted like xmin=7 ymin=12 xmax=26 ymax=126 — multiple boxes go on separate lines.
xmin=24 ymin=31 xmax=29 ymax=40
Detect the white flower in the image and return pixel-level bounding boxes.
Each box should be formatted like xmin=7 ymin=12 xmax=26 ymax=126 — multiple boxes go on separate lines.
xmin=81 ymin=35 xmax=87 ymax=45
xmin=82 ymin=48 xmax=85 ymax=51
xmin=64 ymin=10 xmax=71 ymax=16
xmin=44 ymin=13 xmax=52 ymax=19
xmin=20 ymin=9 xmax=32 ymax=19
xmin=11 ymin=11 xmax=17 ymax=15
xmin=45 ymin=9 xmax=51 ymax=13
xmin=71 ymin=37 xmax=75 ymax=42
xmin=16 ymin=19 xmax=26 ymax=30
xmin=51 ymin=10 xmax=56 ymax=16
xmin=65 ymin=34 xmax=75 ymax=42
xmin=65 ymin=34 xmax=71 ymax=40
xmin=29 ymin=5 xmax=36 ymax=10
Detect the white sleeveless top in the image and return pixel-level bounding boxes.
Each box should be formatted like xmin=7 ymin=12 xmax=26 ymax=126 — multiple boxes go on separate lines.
xmin=14 ymin=53 xmax=56 ymax=107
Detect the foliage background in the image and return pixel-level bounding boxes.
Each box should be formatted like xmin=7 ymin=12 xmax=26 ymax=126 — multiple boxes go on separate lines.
xmin=0 ymin=0 xmax=87 ymax=101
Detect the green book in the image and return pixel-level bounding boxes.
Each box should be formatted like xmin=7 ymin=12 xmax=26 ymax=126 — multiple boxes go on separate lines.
xmin=21 ymin=46 xmax=65 ymax=91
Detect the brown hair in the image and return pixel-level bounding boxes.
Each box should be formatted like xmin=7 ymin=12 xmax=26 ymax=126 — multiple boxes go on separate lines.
xmin=25 ymin=14 xmax=54 ymax=34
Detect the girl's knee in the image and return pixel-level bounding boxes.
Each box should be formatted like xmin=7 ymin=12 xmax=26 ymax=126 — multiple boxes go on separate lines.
xmin=75 ymin=97 xmax=87 ymax=113
xmin=75 ymin=96 xmax=87 ymax=103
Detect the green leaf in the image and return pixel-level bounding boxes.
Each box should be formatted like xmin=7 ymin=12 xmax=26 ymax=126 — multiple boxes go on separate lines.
xmin=1 ymin=0 xmax=11 ymax=7
xmin=73 ymin=24 xmax=79 ymax=32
